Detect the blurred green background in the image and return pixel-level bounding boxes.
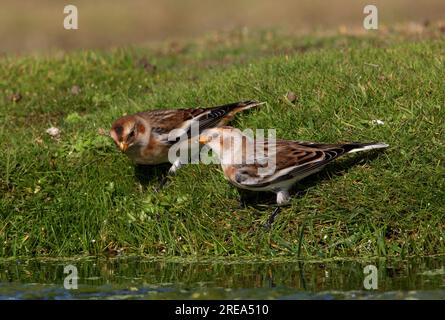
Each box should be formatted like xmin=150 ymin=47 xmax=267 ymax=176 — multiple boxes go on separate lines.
xmin=1 ymin=0 xmax=445 ymax=53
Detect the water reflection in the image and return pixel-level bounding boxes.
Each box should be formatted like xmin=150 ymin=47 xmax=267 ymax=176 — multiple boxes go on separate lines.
xmin=0 ymin=256 xmax=444 ymax=299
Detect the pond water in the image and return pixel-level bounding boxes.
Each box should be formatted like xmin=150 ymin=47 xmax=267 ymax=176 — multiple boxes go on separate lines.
xmin=0 ymin=256 xmax=444 ymax=300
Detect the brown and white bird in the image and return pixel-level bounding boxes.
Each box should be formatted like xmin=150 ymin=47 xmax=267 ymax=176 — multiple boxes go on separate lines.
xmin=199 ymin=127 xmax=388 ymax=226
xmin=110 ymin=101 xmax=264 ymax=175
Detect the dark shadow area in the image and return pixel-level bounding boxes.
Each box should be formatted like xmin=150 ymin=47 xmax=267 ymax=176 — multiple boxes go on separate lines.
xmin=134 ymin=163 xmax=171 ymax=190
xmin=237 ymin=151 xmax=386 ymax=208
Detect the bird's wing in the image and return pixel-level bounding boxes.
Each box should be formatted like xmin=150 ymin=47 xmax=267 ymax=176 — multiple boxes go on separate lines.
xmin=137 ymin=108 xmax=201 ymax=134
xmin=136 ymin=108 xmax=204 ymax=145
xmin=230 ymin=140 xmax=348 ymax=188
xmin=180 ymin=100 xmax=262 ymax=136
xmin=139 ymin=101 xmax=261 ymax=145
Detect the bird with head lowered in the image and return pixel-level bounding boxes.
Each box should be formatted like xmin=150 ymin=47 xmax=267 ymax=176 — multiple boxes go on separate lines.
xmin=199 ymin=126 xmax=388 ymax=227
xmin=110 ymin=101 xmax=264 ymax=177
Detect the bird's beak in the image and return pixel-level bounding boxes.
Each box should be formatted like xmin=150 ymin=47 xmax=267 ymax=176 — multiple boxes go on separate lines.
xmin=198 ymin=135 xmax=209 ymax=144
xmin=119 ymin=142 xmax=129 ymax=152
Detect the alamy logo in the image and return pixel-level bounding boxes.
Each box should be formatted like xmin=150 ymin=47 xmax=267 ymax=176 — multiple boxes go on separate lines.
xmin=64 ymin=264 xmax=78 ymax=289
xmin=363 ymin=5 xmax=378 ymax=30
xmin=63 ymin=5 xmax=78 ymax=30
xmin=363 ymin=265 xmax=378 ymax=290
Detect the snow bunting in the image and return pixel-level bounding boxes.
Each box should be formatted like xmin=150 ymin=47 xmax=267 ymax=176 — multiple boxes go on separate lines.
xmin=199 ymin=127 xmax=388 ymax=226
xmin=110 ymin=101 xmax=264 ymax=174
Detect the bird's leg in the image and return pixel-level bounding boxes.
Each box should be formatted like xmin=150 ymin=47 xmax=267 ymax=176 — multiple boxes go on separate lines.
xmin=238 ymin=195 xmax=247 ymax=208
xmin=263 ymin=207 xmax=281 ymax=230
xmin=237 ymin=189 xmax=251 ymax=208
xmin=157 ymin=176 xmax=168 ymax=191
xmin=157 ymin=159 xmax=182 ymax=190
xmin=262 ymin=190 xmax=290 ymax=229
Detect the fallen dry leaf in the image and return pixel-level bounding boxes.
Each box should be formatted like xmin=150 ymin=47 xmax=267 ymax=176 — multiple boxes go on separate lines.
xmin=9 ymin=93 xmax=22 ymax=103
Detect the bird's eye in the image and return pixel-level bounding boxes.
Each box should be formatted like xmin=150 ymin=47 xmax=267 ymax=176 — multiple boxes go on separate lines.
xmin=128 ymin=130 xmax=135 ymax=138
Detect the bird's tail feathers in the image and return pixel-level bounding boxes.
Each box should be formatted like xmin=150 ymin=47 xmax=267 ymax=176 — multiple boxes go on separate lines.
xmin=215 ymin=100 xmax=265 ymax=124
xmin=236 ymin=100 xmax=266 ymax=110
xmin=221 ymin=100 xmax=265 ymax=114
xmin=344 ymin=142 xmax=389 ymax=154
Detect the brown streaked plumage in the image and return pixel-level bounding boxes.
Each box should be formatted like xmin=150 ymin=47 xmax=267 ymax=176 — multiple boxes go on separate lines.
xmin=110 ymin=101 xmax=264 ymax=174
xmin=199 ymin=127 xmax=388 ymax=226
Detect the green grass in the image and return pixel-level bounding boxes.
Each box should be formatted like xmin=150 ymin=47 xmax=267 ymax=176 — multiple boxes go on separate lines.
xmin=1 ymin=30 xmax=444 ymax=259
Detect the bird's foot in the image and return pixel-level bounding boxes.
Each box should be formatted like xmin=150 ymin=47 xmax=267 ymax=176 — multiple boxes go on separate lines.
xmin=238 ymin=196 xmax=249 ymax=209
xmin=154 ymin=161 xmax=182 ymax=192
xmin=154 ymin=175 xmax=169 ymax=192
